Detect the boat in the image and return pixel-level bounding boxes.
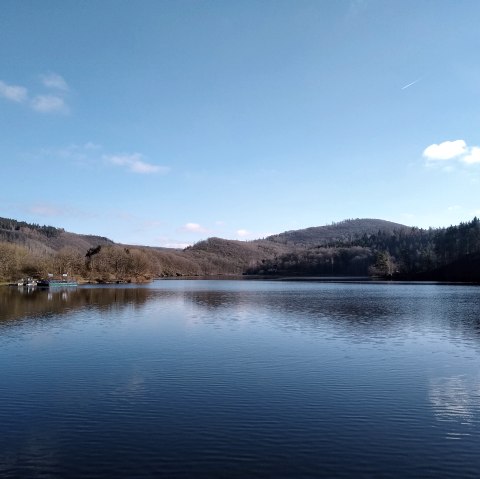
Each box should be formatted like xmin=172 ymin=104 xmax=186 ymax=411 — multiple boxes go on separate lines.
xmin=37 ymin=274 xmax=78 ymax=288
xmin=17 ymin=278 xmax=37 ymax=287
xmin=37 ymin=279 xmax=78 ymax=288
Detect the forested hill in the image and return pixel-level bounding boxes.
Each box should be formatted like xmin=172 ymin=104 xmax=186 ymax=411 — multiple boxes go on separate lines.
xmin=266 ymin=219 xmax=409 ymax=246
xmin=248 ymin=217 xmax=480 ymax=282
xmin=1 ymin=215 xmax=480 ymax=283
xmin=0 ymin=216 xmax=114 ymax=255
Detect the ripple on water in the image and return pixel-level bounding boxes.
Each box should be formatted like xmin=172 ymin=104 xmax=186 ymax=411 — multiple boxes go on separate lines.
xmin=1 ymin=281 xmax=480 ymax=478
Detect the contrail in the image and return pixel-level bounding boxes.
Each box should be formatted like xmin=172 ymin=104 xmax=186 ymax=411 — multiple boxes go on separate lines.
xmin=401 ymin=77 xmax=422 ymax=90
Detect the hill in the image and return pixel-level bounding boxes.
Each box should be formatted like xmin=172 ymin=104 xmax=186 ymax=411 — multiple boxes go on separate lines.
xmin=0 ymin=217 xmax=113 ymax=255
xmin=1 ymin=215 xmax=479 ymax=283
xmin=182 ymin=237 xmax=290 ymax=274
xmin=266 ymin=219 xmax=409 ymax=246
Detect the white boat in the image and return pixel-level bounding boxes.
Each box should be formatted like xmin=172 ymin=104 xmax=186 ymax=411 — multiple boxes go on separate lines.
xmin=17 ymin=278 xmax=37 ymax=287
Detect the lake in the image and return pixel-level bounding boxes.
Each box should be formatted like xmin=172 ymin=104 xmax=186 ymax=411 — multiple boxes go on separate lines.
xmin=1 ymin=280 xmax=480 ymax=478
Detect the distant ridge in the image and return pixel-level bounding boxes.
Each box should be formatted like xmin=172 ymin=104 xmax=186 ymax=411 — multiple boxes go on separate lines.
xmin=5 ymin=214 xmax=478 ymax=283
xmin=0 ymin=216 xmax=114 ymax=255
xmin=266 ymin=218 xmax=409 ymax=246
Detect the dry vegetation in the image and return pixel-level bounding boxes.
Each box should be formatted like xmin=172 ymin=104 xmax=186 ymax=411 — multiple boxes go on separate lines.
xmin=4 ymin=216 xmax=478 ymax=284
xmin=0 ymin=217 xmax=287 ymax=282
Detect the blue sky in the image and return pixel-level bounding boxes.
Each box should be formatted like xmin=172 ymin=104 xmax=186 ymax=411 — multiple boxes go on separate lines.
xmin=1 ymin=0 xmax=480 ymax=247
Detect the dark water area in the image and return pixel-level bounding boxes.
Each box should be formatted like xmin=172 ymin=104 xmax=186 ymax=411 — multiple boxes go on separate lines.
xmin=1 ymin=280 xmax=480 ymax=478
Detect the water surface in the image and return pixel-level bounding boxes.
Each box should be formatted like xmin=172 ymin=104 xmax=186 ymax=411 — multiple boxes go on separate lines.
xmin=1 ymin=280 xmax=480 ymax=478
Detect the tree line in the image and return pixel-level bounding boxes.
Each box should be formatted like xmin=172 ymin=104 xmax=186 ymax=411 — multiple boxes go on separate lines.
xmin=2 ymin=217 xmax=480 ymax=283
xmin=247 ymin=217 xmax=480 ymax=280
xmin=0 ymin=216 xmax=63 ymax=238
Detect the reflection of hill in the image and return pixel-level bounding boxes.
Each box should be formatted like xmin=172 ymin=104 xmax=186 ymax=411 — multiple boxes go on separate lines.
xmin=184 ymin=288 xmax=395 ymax=333
xmin=0 ymin=286 xmax=153 ymax=324
xmin=182 ymin=284 xmax=480 ymax=343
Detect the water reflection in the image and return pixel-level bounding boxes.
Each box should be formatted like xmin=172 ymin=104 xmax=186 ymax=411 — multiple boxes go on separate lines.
xmin=0 ymin=286 xmax=154 ymax=326
xmin=1 ymin=280 xmax=480 ymax=478
xmin=429 ymin=375 xmax=480 ymax=433
xmin=181 ymin=285 xmax=480 ymax=345
xmin=2 ymin=282 xmax=480 ymax=345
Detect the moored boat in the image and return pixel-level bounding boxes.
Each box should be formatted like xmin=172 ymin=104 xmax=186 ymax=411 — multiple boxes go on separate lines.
xmin=17 ymin=278 xmax=38 ymax=287
xmin=37 ymin=275 xmax=78 ymax=288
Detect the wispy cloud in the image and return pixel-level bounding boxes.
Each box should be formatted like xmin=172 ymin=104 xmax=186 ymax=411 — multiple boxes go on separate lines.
xmin=0 ymin=73 xmax=70 ymax=113
xmin=34 ymin=144 xmax=166 ymax=177
xmin=40 ymin=72 xmax=69 ymax=91
xmin=345 ymin=0 xmax=369 ymax=21
xmin=84 ymin=141 xmax=101 ymax=150
xmin=0 ymin=80 xmax=28 ymax=102
xmin=36 ymin=142 xmax=98 ymax=164
xmin=423 ymin=139 xmax=480 ymax=168
xmin=26 ymin=202 xmax=96 ymax=219
xmin=28 ymin=203 xmax=65 ymax=217
xmin=105 ymin=153 xmax=169 ymax=174
xmin=31 ymin=94 xmax=68 ymax=113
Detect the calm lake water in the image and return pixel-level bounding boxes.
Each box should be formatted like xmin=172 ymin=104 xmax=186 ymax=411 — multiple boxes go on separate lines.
xmin=1 ymin=280 xmax=480 ymax=478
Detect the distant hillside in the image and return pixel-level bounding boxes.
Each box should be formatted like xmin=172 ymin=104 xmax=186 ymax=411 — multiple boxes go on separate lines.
xmin=1 ymin=215 xmax=479 ymax=283
xmin=0 ymin=217 xmax=113 ymax=255
xmin=266 ymin=219 xmax=409 ymax=246
xmin=182 ymin=237 xmax=290 ymax=274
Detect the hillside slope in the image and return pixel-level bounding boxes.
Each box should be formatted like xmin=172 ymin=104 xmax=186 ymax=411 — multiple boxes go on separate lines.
xmin=5 ymin=215 xmax=477 ymax=282
xmin=0 ymin=217 xmax=113 ymax=254
xmin=266 ymin=219 xmax=409 ymax=246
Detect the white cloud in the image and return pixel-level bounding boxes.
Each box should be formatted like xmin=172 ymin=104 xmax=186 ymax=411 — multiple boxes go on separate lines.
xmin=0 ymin=74 xmax=70 ymax=113
xmin=105 ymin=153 xmax=169 ymax=174
xmin=236 ymin=229 xmax=250 ymax=238
xmin=447 ymin=205 xmax=461 ymax=212
xmin=180 ymin=223 xmax=209 ymax=233
xmin=159 ymin=241 xmax=192 ymax=249
xmin=41 ymin=73 xmax=69 ymax=91
xmin=424 ymin=140 xmax=480 ymax=169
xmin=1 ymin=75 xmax=70 ymax=113
xmin=462 ymin=147 xmax=480 ymax=164
xmin=36 ymin=145 xmax=165 ymax=177
xmin=423 ymin=140 xmax=467 ymax=161
xmin=0 ymin=80 xmax=28 ymax=102
xmin=31 ymin=94 xmax=67 ymax=113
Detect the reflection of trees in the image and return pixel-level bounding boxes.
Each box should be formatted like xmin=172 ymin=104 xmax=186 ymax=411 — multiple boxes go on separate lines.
xmin=186 ymin=291 xmax=241 ymax=310
xmin=183 ymin=288 xmax=396 ymax=335
xmin=182 ymin=284 xmax=480 ymax=342
xmin=0 ymin=286 xmax=154 ymax=325
xmin=4 ymin=282 xmax=480 ymax=345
